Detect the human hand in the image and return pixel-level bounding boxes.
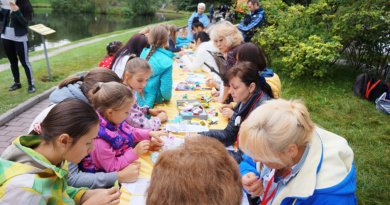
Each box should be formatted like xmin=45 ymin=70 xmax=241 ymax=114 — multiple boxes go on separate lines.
xmin=219 ymin=103 xmax=234 ymax=111
xmin=221 ymin=107 xmax=234 ymax=119
xmin=211 ymin=88 xmax=220 ymax=97
xmin=81 ymin=187 xmax=120 ymax=205
xmin=206 ymin=78 xmax=217 ymax=88
xmin=148 ymin=108 xmax=164 ymax=116
xmin=134 ymin=140 xmax=150 ymax=156
xmin=149 ymin=137 xmax=164 ymax=151
xmin=118 ymin=161 xmax=140 ymax=183
xmin=149 ymin=130 xmax=167 ymax=142
xmin=156 ymin=112 xmax=168 ymax=123
xmin=188 ymin=43 xmax=195 ymax=49
xmin=9 ymin=2 xmax=19 ymax=12
xmin=242 ymin=172 xmax=264 ymax=197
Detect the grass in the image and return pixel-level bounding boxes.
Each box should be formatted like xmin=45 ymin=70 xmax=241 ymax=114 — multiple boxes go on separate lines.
xmin=0 ymin=17 xmax=188 ymax=114
xmin=272 ymin=60 xmax=390 ymax=205
xmin=30 ymin=0 xmax=50 ymax=7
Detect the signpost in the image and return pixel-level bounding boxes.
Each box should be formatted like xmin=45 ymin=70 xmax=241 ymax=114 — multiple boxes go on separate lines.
xmin=29 ymin=24 xmax=56 ymax=80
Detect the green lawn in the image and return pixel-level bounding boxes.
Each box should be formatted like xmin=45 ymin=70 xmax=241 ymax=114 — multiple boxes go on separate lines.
xmin=272 ymin=60 xmax=390 ymax=204
xmin=0 ymin=17 xmax=188 ymax=114
xmin=30 ymin=0 xmax=50 ymax=7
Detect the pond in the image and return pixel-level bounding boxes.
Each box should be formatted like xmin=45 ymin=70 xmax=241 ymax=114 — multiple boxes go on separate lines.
xmin=0 ymin=9 xmax=181 ymax=59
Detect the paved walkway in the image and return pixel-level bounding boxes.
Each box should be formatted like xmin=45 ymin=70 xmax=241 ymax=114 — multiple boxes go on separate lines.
xmin=0 ymin=99 xmax=51 ymax=154
xmin=0 ymin=27 xmax=143 ymax=72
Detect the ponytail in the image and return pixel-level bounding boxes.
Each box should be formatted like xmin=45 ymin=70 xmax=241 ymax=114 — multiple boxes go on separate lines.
xmin=258 ymin=74 xmax=274 ymax=98
xmin=58 ymin=75 xmax=84 ymax=89
xmin=145 ymin=24 xmax=169 ymax=61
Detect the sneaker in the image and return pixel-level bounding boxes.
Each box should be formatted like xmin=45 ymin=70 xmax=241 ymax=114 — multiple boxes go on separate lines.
xmin=28 ymin=85 xmax=36 ymax=93
xmin=8 ymin=83 xmax=22 ymax=91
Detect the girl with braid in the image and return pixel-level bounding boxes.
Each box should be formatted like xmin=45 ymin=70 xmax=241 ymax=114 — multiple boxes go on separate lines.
xmin=138 ymin=25 xmax=174 ymax=108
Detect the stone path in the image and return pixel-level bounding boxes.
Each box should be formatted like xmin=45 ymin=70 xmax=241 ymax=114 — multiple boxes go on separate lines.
xmin=0 ymin=99 xmax=51 ymax=154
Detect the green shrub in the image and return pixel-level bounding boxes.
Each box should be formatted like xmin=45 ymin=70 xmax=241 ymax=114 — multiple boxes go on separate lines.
xmin=254 ymin=0 xmax=342 ymax=78
xmin=253 ymin=0 xmax=389 ymax=79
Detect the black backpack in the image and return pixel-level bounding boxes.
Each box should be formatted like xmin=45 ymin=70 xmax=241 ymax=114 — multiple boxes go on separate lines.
xmin=354 ymin=73 xmax=389 ymax=102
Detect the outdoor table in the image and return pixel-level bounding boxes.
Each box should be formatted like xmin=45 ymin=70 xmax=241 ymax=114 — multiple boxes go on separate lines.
xmin=119 ymin=56 xmax=229 ymax=205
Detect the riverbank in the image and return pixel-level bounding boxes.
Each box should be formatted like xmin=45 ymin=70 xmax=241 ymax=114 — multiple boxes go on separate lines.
xmin=0 ymin=17 xmax=188 ymax=115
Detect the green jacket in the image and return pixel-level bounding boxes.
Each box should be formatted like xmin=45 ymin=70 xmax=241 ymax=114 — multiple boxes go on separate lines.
xmin=0 ymin=135 xmax=87 ymax=204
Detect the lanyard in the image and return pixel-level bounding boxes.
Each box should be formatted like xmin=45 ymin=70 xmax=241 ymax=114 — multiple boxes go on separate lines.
xmin=260 ymin=169 xmax=291 ymax=205
xmin=260 ymin=173 xmax=276 ymax=205
xmin=234 ymin=91 xmax=264 ymax=149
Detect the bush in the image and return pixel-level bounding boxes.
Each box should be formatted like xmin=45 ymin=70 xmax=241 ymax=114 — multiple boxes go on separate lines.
xmin=331 ymin=0 xmax=389 ymax=78
xmin=252 ymin=0 xmax=389 ymax=79
xmin=254 ymin=1 xmax=342 ymax=78
xmin=50 ymin=0 xmax=96 ymax=13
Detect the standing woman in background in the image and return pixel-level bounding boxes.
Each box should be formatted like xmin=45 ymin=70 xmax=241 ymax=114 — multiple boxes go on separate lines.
xmin=0 ymin=0 xmax=35 ymax=93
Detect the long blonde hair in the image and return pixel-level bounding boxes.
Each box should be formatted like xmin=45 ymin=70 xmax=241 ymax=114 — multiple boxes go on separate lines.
xmin=145 ymin=25 xmax=169 ymax=60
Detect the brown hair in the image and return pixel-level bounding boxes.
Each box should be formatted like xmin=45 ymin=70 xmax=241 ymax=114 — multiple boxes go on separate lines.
xmin=89 ymin=82 xmax=134 ymax=116
xmin=123 ymin=57 xmax=152 ymax=79
xmin=168 ymin=24 xmax=177 ymax=45
xmin=30 ymin=99 xmax=99 ymax=145
xmin=226 ymin=62 xmax=274 ymax=98
xmin=247 ymin=0 xmax=259 ymax=6
xmin=145 ymin=25 xmax=169 ymax=61
xmin=109 ymin=34 xmax=149 ymax=70
xmin=58 ymin=68 xmax=121 ymax=102
xmin=146 ymin=137 xmax=242 ymax=205
xmin=236 ymin=43 xmax=267 ymax=71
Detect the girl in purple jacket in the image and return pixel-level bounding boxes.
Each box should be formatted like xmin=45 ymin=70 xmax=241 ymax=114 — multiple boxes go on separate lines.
xmin=80 ymin=82 xmax=165 ymax=173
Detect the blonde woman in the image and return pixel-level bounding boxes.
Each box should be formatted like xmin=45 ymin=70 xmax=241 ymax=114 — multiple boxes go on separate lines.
xmin=239 ymin=99 xmax=357 ymax=205
xmin=209 ymin=20 xmax=244 ymax=102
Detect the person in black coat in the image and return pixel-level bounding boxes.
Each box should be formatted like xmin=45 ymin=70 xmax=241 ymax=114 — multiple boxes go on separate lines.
xmin=0 ymin=0 xmax=35 ymax=93
xmin=196 ymin=61 xmax=273 ymax=162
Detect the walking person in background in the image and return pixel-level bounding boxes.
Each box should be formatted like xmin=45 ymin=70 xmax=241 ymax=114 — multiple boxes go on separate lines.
xmin=0 ymin=0 xmax=36 ymax=93
xmin=209 ymin=4 xmax=214 ymax=23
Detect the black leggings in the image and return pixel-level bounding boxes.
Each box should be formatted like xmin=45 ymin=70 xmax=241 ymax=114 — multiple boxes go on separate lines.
xmin=2 ymin=38 xmax=34 ymax=85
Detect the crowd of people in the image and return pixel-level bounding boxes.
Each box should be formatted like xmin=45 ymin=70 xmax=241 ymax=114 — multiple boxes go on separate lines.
xmin=0 ymin=1 xmax=357 ymax=205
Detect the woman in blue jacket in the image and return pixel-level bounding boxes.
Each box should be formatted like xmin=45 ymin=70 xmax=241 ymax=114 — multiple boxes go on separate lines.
xmin=139 ymin=25 xmax=174 ymax=108
xmin=239 ymin=99 xmax=357 ymax=205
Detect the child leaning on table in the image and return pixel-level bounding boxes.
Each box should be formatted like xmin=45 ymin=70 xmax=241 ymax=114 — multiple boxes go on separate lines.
xmin=79 ymin=82 xmax=166 ymax=173
xmin=122 ymin=57 xmax=168 ymax=130
xmin=139 ymin=24 xmax=174 ymax=108
xmin=0 ymin=100 xmax=120 ymax=205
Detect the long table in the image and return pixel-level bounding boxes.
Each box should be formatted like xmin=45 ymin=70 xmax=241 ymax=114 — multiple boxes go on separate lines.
xmin=119 ymin=58 xmax=229 ymax=205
